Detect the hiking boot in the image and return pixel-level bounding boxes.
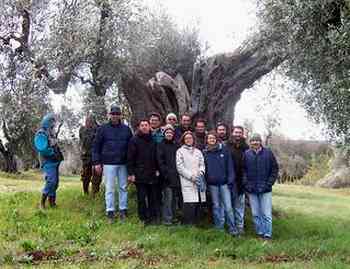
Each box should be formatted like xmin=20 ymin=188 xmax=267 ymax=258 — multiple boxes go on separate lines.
xmin=119 ymin=210 xmax=127 ymax=222
xmin=48 ymin=197 xmax=57 ymax=208
xmin=40 ymin=194 xmax=48 ymax=209
xmin=107 ymin=211 xmax=115 ymax=224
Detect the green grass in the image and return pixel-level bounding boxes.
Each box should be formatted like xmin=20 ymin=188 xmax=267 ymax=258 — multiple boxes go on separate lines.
xmin=0 ymin=172 xmax=350 ymax=268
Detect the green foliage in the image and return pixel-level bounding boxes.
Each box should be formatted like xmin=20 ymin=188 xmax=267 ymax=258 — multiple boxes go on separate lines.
xmin=299 ymin=154 xmax=332 ymax=186
xmin=1 ymin=173 xmax=350 ymax=268
xmin=257 ymin=0 xmax=350 ymax=141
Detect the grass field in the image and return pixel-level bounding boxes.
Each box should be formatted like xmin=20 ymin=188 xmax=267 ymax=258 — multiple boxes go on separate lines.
xmin=0 ymin=172 xmax=350 ymax=268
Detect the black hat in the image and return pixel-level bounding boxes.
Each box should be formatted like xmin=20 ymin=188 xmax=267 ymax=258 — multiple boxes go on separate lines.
xmin=110 ymin=104 xmax=121 ymax=114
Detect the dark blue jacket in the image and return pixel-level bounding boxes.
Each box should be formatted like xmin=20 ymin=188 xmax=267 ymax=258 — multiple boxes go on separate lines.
xmin=92 ymin=121 xmax=132 ymax=165
xmin=243 ymin=147 xmax=279 ymax=194
xmin=203 ymin=144 xmax=235 ymax=186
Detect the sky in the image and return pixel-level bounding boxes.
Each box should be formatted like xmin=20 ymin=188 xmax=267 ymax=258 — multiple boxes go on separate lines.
xmin=52 ymin=0 xmax=325 ymax=141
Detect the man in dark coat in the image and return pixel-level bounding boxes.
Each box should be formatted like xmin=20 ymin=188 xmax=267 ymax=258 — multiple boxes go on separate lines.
xmin=92 ymin=104 xmax=133 ymax=223
xmin=227 ymin=125 xmax=249 ymax=234
xmin=243 ymin=133 xmax=279 ymax=240
xmin=216 ymin=122 xmax=230 ymax=145
xmin=157 ymin=124 xmax=181 ymax=225
xmin=194 ymin=118 xmax=207 ymax=151
xmin=174 ymin=113 xmax=193 ymax=142
xmin=127 ymin=119 xmax=160 ymax=224
xmin=79 ymin=114 xmax=102 ymax=196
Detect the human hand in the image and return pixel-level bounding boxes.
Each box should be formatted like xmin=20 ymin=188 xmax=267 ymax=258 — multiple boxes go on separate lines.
xmin=94 ymin=165 xmax=102 ymax=176
xmin=128 ymin=175 xmax=136 ymax=183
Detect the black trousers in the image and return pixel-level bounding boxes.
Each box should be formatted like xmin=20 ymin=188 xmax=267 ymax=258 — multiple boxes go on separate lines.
xmin=135 ymin=183 xmax=161 ymax=222
xmin=182 ymin=202 xmax=201 ymax=225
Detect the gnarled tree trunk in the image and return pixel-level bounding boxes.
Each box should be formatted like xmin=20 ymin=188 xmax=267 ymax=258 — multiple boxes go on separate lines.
xmin=122 ymin=42 xmax=284 ymax=128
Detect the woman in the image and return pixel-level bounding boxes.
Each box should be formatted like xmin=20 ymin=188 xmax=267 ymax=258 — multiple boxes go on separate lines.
xmin=157 ymin=124 xmax=181 ymax=225
xmin=203 ymin=131 xmax=238 ymax=236
xmin=176 ymin=131 xmax=206 ymax=225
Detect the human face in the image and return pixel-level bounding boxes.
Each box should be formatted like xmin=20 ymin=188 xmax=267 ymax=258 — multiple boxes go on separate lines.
xmin=150 ymin=115 xmax=161 ymax=129
xmin=166 ymin=116 xmax=177 ymax=126
xmin=195 ymin=122 xmax=206 ymax=134
xmin=183 ymin=134 xmax=194 ymax=146
xmin=217 ymin=125 xmax=227 ymax=138
xmin=109 ymin=112 xmax=121 ymax=124
xmin=164 ymin=129 xmax=174 ymax=141
xmin=250 ymin=140 xmax=262 ymax=151
xmin=139 ymin=121 xmax=150 ymax=134
xmin=207 ymin=134 xmax=217 ymax=146
xmin=232 ymin=127 xmax=243 ymax=141
xmin=181 ymin=116 xmax=191 ymax=129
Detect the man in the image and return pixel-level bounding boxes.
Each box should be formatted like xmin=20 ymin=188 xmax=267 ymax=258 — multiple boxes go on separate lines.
xmin=92 ymin=104 xmax=132 ymax=223
xmin=243 ymin=133 xmax=279 ymax=240
xmin=149 ymin=112 xmax=164 ymax=144
xmin=227 ymin=125 xmax=249 ymax=234
xmin=79 ymin=114 xmax=102 ymax=196
xmin=34 ymin=113 xmax=64 ymax=209
xmin=194 ymin=118 xmax=207 ymax=151
xmin=216 ymin=122 xmax=230 ymax=145
xmin=174 ymin=113 xmax=193 ymax=142
xmin=127 ymin=119 xmax=160 ymax=225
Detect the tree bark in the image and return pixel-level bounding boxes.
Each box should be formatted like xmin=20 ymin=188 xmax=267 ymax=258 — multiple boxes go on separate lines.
xmin=122 ymin=42 xmax=284 ymax=128
xmin=0 ymin=139 xmax=17 ymax=173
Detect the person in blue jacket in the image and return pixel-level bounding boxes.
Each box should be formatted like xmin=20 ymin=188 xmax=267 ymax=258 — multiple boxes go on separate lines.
xmin=203 ymin=131 xmax=238 ymax=236
xmin=243 ymin=133 xmax=279 ymax=240
xmin=34 ymin=113 xmax=63 ymax=209
xmin=92 ymin=104 xmax=133 ymax=223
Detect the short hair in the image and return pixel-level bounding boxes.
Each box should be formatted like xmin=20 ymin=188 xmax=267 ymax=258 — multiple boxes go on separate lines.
xmin=148 ymin=112 xmax=162 ymax=121
xmin=232 ymin=125 xmax=244 ymax=132
xmin=205 ymin=130 xmax=218 ymax=144
xmin=194 ymin=118 xmax=206 ymax=127
xmin=180 ymin=131 xmax=196 ymax=145
xmin=137 ymin=118 xmax=150 ymax=127
xmin=180 ymin=112 xmax=192 ymax=121
xmin=216 ymin=122 xmax=229 ymax=131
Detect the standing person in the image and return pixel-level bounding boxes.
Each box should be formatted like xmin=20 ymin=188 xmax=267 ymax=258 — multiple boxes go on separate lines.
xmin=149 ymin=112 xmax=164 ymax=144
xmin=227 ymin=126 xmax=249 ymax=234
xmin=216 ymin=122 xmax=230 ymax=145
xmin=176 ymin=131 xmax=206 ymax=225
xmin=92 ymin=104 xmax=132 ymax=223
xmin=165 ymin=113 xmax=178 ymax=127
xmin=194 ymin=118 xmax=207 ymax=151
xmin=157 ymin=124 xmax=181 ymax=225
xmin=79 ymin=114 xmax=102 ymax=196
xmin=243 ymin=133 xmax=279 ymax=240
xmin=34 ymin=113 xmax=64 ymax=209
xmin=203 ymin=131 xmax=238 ymax=235
xmin=174 ymin=113 xmax=193 ymax=142
xmin=127 ymin=119 xmax=160 ymax=225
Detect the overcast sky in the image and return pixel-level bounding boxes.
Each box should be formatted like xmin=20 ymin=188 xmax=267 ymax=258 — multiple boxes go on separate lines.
xmin=53 ymin=0 xmax=325 ymax=140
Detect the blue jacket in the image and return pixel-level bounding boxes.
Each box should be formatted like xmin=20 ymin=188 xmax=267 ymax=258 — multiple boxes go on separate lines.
xmin=34 ymin=113 xmax=62 ymax=170
xmin=243 ymin=147 xmax=279 ymax=194
xmin=152 ymin=128 xmax=164 ymax=144
xmin=92 ymin=121 xmax=132 ymax=165
xmin=203 ymin=144 xmax=235 ymax=186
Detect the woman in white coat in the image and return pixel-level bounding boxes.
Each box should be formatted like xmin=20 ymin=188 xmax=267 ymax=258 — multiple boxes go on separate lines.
xmin=176 ymin=131 xmax=206 ymax=225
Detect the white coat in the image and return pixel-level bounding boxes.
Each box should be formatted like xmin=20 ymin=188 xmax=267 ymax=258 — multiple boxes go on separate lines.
xmin=176 ymin=145 xmax=206 ymax=203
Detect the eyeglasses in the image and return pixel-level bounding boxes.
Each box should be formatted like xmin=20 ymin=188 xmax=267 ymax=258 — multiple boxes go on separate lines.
xmin=168 ymin=118 xmax=176 ymax=121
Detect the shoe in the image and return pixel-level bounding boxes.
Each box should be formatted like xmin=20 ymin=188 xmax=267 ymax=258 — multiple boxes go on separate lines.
xmin=119 ymin=210 xmax=127 ymax=222
xmin=48 ymin=197 xmax=57 ymax=208
xmin=107 ymin=211 xmax=115 ymax=224
xmin=40 ymin=194 xmax=47 ymax=209
xmin=263 ymin=235 xmax=272 ymax=241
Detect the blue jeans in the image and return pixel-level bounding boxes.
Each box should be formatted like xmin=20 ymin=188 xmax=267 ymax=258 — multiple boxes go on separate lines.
xmin=247 ymin=192 xmax=272 ymax=238
xmin=103 ymin=165 xmax=128 ymax=213
xmin=232 ymin=192 xmax=245 ymax=233
xmin=209 ymin=184 xmax=238 ymax=235
xmin=42 ymin=165 xmax=59 ymax=198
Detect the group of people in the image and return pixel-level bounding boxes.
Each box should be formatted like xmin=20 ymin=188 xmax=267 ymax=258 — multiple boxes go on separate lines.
xmin=34 ymin=104 xmax=279 ymax=240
